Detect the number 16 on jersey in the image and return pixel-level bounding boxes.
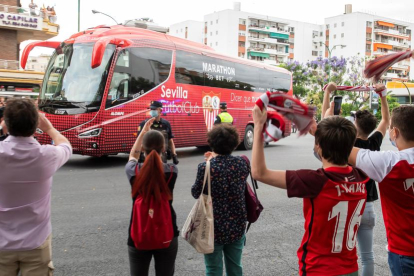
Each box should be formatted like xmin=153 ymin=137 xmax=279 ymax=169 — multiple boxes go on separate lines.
xmin=328 ymin=199 xmax=366 ymax=253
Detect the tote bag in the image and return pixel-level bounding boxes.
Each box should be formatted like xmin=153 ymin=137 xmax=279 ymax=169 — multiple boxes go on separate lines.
xmin=181 ymin=161 xmax=214 ymax=254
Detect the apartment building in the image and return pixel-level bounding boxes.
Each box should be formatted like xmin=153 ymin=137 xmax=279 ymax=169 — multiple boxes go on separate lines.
xmin=169 ymin=3 xmax=413 ymax=88
xmin=170 ymin=3 xmax=322 ymax=66
xmin=169 ymin=20 xmax=204 ymax=44
xmin=325 ymin=4 xmax=412 ymax=82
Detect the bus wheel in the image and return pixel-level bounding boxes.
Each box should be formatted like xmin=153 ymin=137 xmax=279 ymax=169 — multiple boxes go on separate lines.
xmin=241 ymin=125 xmax=254 ymax=150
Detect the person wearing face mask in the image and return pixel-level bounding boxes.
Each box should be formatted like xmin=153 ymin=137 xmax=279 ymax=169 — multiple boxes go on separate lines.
xmin=137 ymin=101 xmax=178 ymax=164
xmin=322 ymin=82 xmax=389 ymax=276
xmin=348 ymin=105 xmax=414 ymax=276
xmin=252 ymin=106 xmax=369 ymax=276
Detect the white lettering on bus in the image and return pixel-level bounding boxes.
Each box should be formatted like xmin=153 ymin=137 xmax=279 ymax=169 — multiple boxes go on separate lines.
xmin=202 ymin=62 xmax=235 ymax=76
xmin=161 ymin=85 xmax=188 ymax=99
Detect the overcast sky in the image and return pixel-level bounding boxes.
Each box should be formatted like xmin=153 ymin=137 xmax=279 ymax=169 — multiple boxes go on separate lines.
xmin=20 ymin=0 xmax=414 ymax=55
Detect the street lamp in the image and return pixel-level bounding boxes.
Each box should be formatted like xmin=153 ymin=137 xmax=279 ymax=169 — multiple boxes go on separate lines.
xmin=320 ymin=42 xmax=346 ymax=58
xmin=397 ymin=81 xmax=412 ymax=105
xmin=91 ymin=10 xmax=119 ymax=25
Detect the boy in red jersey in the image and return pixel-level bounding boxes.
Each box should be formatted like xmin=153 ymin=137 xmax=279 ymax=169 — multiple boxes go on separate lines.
xmin=251 ymin=106 xmax=369 ymax=276
xmin=348 ymin=105 xmax=414 ymax=276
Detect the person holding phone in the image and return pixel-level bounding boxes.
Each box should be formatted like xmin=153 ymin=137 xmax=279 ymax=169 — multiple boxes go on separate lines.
xmin=137 ymin=101 xmax=179 ymax=164
xmin=322 ymin=82 xmax=389 ymax=276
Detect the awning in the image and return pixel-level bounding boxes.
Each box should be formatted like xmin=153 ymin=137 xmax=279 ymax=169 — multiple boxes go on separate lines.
xmin=269 ymin=32 xmax=289 ymax=39
xmin=377 ymin=21 xmax=395 ymax=28
xmin=373 ymin=43 xmax=392 ymax=51
xmin=248 ymin=52 xmax=270 ymax=58
xmin=250 ymin=29 xmax=269 ymax=34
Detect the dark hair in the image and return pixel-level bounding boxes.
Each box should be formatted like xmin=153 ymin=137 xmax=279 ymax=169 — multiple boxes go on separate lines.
xmin=391 ymin=105 xmax=414 ymax=142
xmin=207 ymin=124 xmax=240 ymax=155
xmin=355 ymin=110 xmax=377 ymax=136
xmin=4 ymin=98 xmax=38 ymax=137
xmin=315 ymin=116 xmax=357 ymax=165
xmin=131 ymin=130 xmax=171 ymax=202
xmin=0 ymin=107 xmax=4 ymax=120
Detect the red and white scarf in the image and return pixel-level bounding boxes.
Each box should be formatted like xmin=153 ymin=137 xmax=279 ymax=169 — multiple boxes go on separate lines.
xmin=256 ymin=91 xmax=316 ymax=141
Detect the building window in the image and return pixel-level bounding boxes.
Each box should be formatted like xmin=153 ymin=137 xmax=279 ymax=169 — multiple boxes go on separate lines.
xmin=216 ymin=19 xmax=218 ymax=24
xmin=319 ymin=51 xmax=322 ymax=56
xmin=216 ymin=30 xmax=218 ymax=35
xmin=326 ymin=24 xmax=330 ymax=29
xmin=239 ymin=19 xmax=246 ymax=25
xmin=181 ymin=29 xmax=183 ymax=33
xmin=289 ymin=27 xmax=295 ymax=33
xmin=366 ymin=44 xmax=371 ymax=51
xmin=334 ymin=23 xmax=337 ymax=28
xmin=210 ymin=21 xmax=213 ymax=25
xmin=176 ymin=30 xmax=178 ymax=34
xmin=366 ymin=21 xmax=372 ymax=27
xmin=334 ymin=34 xmax=336 ymax=39
xmin=313 ymin=31 xmax=318 ymax=37
xmin=320 ymin=31 xmax=323 ymax=36
xmin=341 ymin=33 xmax=344 ymax=38
xmin=216 ymin=42 xmax=218 ymax=46
xmin=210 ymin=43 xmax=212 ymax=46
xmin=342 ymin=22 xmax=345 ymax=27
xmin=210 ymin=32 xmax=212 ymax=36
xmin=312 ymin=51 xmax=318 ymax=56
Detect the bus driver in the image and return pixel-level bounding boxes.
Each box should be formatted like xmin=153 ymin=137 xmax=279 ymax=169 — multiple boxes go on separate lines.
xmin=138 ymin=101 xmax=179 ymax=164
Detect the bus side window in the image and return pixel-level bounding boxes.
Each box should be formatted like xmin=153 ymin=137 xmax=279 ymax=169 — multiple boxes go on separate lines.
xmin=107 ymin=48 xmax=172 ymax=108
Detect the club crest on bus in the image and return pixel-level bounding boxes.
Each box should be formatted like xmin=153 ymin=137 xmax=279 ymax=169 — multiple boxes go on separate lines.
xmin=202 ymin=91 xmax=221 ymax=131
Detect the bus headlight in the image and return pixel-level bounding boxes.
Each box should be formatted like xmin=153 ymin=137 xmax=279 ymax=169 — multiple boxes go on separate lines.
xmin=78 ymin=128 xmax=102 ymax=138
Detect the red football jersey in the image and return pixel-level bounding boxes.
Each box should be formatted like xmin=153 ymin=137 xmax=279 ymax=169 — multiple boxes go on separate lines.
xmin=357 ymin=148 xmax=414 ymax=256
xmin=286 ymin=166 xmax=369 ymax=276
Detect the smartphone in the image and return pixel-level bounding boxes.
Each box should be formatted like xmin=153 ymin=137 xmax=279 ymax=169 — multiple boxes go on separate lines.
xmin=333 ymin=96 xmax=343 ymax=115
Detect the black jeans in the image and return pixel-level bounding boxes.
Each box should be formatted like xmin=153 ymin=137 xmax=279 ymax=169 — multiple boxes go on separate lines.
xmin=128 ymin=237 xmax=178 ymax=276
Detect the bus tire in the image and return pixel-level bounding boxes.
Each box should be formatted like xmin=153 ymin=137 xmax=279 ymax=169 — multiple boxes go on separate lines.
xmin=241 ymin=125 xmax=254 ymax=150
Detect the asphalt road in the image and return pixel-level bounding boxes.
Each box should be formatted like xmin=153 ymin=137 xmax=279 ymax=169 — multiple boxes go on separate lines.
xmin=50 ymin=134 xmax=394 ymax=276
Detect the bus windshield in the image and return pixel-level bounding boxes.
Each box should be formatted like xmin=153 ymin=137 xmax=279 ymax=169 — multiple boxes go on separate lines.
xmin=39 ymin=43 xmax=115 ymax=113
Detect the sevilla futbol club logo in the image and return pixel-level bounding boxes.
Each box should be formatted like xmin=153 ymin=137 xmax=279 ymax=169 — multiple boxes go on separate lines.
xmin=202 ymin=91 xmax=221 ymax=131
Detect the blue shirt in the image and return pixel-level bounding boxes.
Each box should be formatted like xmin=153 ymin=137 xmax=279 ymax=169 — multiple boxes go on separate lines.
xmin=192 ymin=155 xmax=249 ymax=244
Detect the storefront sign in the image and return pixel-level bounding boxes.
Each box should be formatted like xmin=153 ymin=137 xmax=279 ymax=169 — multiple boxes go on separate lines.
xmin=0 ymin=12 xmax=42 ymax=31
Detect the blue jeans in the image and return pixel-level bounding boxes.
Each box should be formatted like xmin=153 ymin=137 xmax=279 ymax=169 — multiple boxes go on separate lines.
xmin=204 ymin=236 xmax=245 ymax=276
xmin=357 ymin=202 xmax=376 ymax=276
xmin=388 ymin=251 xmax=414 ymax=276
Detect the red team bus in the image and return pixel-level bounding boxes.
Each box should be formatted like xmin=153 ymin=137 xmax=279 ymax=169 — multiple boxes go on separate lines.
xmin=21 ymin=25 xmax=293 ymax=156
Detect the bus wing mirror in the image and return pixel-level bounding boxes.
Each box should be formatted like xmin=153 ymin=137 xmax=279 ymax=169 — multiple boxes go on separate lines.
xmin=91 ymin=38 xmax=133 ymax=69
xmin=21 ymin=41 xmax=61 ymax=69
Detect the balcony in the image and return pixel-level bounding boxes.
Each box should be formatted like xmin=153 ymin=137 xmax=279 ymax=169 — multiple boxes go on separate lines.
xmin=248 ymin=24 xmax=289 ymax=35
xmin=263 ymin=48 xmax=288 ymax=56
xmin=248 ymin=36 xmax=289 ymax=45
xmin=373 ymin=28 xmax=409 ymax=38
xmin=0 ymin=4 xmax=59 ymax=42
xmin=0 ymin=59 xmax=19 ymax=70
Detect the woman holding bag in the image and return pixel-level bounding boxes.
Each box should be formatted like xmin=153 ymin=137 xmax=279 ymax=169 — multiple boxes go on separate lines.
xmin=191 ymin=124 xmax=250 ymax=276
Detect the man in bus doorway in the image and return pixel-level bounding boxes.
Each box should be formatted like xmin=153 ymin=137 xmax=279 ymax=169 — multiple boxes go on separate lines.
xmin=214 ymin=102 xmax=233 ymax=125
xmin=138 ymin=101 xmax=179 ymax=165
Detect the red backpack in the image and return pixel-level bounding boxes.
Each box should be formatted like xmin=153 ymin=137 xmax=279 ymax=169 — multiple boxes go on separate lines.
xmin=131 ymin=165 xmax=174 ymax=250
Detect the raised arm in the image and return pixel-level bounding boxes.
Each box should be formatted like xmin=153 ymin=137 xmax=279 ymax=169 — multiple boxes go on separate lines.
xmin=38 ymin=112 xmax=70 ymax=146
xmin=321 ymin=82 xmax=337 ymax=120
xmin=251 ymin=106 xmax=286 ymax=189
xmin=129 ymin=118 xmax=155 ymax=161
xmin=375 ymin=84 xmax=390 ymax=136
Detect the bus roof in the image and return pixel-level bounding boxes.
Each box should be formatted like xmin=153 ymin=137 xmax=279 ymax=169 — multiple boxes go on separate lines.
xmin=68 ymin=25 xmax=291 ymax=75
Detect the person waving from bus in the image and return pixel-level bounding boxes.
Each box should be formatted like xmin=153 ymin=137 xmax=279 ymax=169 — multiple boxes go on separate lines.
xmin=138 ymin=101 xmax=179 ymax=165
xmin=214 ymin=102 xmax=233 ymax=125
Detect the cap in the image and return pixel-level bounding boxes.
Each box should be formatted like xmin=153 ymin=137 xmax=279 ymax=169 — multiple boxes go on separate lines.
xmin=220 ymin=102 xmax=227 ymax=109
xmin=149 ymin=101 xmax=162 ymax=109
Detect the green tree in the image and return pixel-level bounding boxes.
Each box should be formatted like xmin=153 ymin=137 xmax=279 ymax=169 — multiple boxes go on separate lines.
xmin=279 ymin=60 xmax=311 ymax=98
